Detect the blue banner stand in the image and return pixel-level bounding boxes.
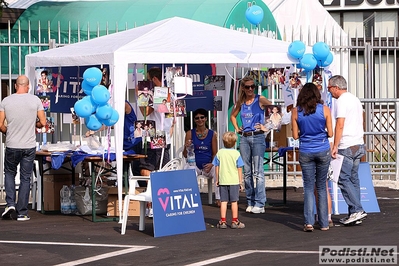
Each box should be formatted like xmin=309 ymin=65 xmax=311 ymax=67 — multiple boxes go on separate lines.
xmin=151 ymin=169 xmax=206 ymax=238
xmin=331 ymin=162 xmax=380 ymax=214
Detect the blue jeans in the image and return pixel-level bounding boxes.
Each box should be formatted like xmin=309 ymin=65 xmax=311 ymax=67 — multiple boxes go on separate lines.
xmin=299 ymin=148 xmax=331 ymax=228
xmin=337 ymin=144 xmax=365 ymax=214
xmin=239 ymin=133 xmax=266 ymax=208
xmin=4 ymin=147 xmax=36 ymax=216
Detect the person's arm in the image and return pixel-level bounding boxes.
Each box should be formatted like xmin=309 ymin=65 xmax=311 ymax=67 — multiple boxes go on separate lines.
xmin=332 ymin=117 xmax=345 ymax=158
xmin=291 ymin=107 xmax=299 ymax=140
xmin=259 ymin=95 xmax=272 ymax=106
xmin=215 ymin=165 xmax=219 ymax=186
xmin=0 ymin=111 xmax=6 ymax=134
xmin=238 ymin=167 xmax=243 ymax=191
xmin=324 ymin=105 xmax=333 ymax=138
xmin=182 ymin=130 xmax=192 ymax=158
xmin=36 ymin=110 xmax=46 ymax=128
xmin=203 ymin=131 xmax=218 ymax=173
xmin=230 ymin=103 xmax=241 ymax=132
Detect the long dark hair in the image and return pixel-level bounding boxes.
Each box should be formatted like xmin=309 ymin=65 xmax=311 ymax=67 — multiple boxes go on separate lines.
xmin=296 ymin=83 xmax=324 ymax=115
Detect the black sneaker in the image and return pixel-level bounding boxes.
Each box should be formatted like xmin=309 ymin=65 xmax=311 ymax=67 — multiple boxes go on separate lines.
xmin=17 ymin=215 xmax=30 ymax=221
xmin=2 ymin=206 xmax=15 ymax=219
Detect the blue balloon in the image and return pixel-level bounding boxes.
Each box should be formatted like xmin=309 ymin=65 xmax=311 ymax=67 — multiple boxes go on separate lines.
xmin=74 ymin=99 xmax=92 ymax=118
xmin=81 ymin=80 xmax=94 ymax=95
xmin=85 ymin=114 xmax=102 ymax=131
xmin=82 ymin=95 xmax=98 ymax=113
xmin=102 ymin=109 xmax=119 ymax=127
xmin=300 ymin=53 xmax=317 ymax=72
xmin=295 ymin=63 xmax=303 ymax=69
xmin=288 ymin=41 xmax=306 ymax=59
xmin=91 ymin=85 xmax=110 ymax=106
xmin=95 ymin=104 xmax=114 ymax=120
xmin=245 ymin=5 xmax=264 ymax=25
xmin=319 ymin=52 xmax=334 ymax=67
xmin=312 ymin=42 xmax=330 ymax=62
xmin=83 ymin=67 xmax=102 ymax=87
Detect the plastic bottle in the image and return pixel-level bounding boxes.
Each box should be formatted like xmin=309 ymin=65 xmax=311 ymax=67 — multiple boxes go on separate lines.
xmin=69 ymin=185 xmax=77 ymax=214
xmin=187 ymin=141 xmax=196 ymax=167
xmin=60 ymin=185 xmax=71 ymax=214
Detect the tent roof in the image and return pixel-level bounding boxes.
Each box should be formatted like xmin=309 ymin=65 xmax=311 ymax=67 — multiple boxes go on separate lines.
xmin=26 ymin=17 xmax=297 ymax=67
xmin=263 ymin=0 xmax=347 ymax=45
xmin=11 ymin=0 xmax=278 ymax=34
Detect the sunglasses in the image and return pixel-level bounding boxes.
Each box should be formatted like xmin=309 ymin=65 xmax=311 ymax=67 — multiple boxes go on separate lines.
xmin=194 ymin=116 xmax=205 ymax=120
xmin=244 ymin=84 xmax=256 ymax=90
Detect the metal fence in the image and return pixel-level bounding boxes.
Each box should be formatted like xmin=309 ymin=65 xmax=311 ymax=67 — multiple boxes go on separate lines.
xmin=0 ymin=21 xmax=398 ymax=192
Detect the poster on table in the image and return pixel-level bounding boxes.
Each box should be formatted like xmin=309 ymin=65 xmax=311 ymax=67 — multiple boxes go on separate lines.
xmin=151 ymin=169 xmax=205 ymax=237
xmin=148 ymin=64 xmax=214 ymax=112
xmin=34 ymin=65 xmax=108 ymax=114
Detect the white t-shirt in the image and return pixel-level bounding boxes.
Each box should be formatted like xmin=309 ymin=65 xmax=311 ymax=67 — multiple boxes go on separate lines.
xmin=335 ymin=91 xmax=364 ymax=149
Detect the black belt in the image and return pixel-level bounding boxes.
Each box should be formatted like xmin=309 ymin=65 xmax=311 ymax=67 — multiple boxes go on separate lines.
xmin=240 ymin=131 xmax=264 ymax=137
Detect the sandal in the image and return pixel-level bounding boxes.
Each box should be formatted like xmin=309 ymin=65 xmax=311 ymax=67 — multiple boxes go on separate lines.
xmin=320 ymin=227 xmax=330 ymax=231
xmin=303 ymin=224 xmax=314 ymax=232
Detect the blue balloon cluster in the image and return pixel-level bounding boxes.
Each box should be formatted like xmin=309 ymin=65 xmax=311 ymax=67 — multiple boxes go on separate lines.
xmin=73 ymin=67 xmax=119 ymax=131
xmin=288 ymin=41 xmax=334 ymax=71
xmin=245 ymin=5 xmax=264 ymax=25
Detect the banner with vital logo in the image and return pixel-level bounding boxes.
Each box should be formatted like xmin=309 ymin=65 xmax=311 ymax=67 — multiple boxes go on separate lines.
xmin=151 ymin=169 xmax=205 ymax=237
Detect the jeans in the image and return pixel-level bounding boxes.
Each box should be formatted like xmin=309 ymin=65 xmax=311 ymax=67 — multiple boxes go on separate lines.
xmin=337 ymin=144 xmax=365 ymax=214
xmin=4 ymin=147 xmax=36 ymax=216
xmin=299 ymin=148 xmax=331 ymax=228
xmin=239 ymin=133 xmax=266 ymax=208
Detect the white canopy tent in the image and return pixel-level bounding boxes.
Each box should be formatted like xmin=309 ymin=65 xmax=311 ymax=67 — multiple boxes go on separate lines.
xmin=25 ymin=17 xmax=301 ymax=221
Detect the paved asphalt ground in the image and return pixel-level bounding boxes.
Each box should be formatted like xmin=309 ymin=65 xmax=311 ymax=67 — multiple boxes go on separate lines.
xmin=0 ymin=187 xmax=398 ymax=266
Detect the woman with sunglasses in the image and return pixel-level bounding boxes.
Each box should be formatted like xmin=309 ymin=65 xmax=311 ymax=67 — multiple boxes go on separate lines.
xmin=230 ymin=76 xmax=272 ymax=214
xmin=183 ymin=108 xmax=219 ymax=205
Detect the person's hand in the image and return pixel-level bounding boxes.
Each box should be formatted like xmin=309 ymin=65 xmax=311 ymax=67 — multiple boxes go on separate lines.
xmin=185 ymin=139 xmax=192 ymax=148
xmin=331 ymin=146 xmax=338 ymax=159
xmin=239 ymin=184 xmax=244 ymax=192
xmin=202 ymin=163 xmax=212 ymax=173
xmin=85 ymin=130 xmax=95 ymax=137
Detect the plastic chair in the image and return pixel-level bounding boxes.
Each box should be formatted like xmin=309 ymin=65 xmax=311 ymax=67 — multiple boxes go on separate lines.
xmin=120 ymin=158 xmax=184 ymax=234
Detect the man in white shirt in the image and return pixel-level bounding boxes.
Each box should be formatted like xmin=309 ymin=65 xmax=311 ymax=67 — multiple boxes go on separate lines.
xmin=328 ymin=75 xmax=367 ymax=225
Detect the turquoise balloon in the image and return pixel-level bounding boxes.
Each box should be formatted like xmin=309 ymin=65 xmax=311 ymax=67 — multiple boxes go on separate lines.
xmin=82 ymin=95 xmax=98 ymax=113
xmin=288 ymin=41 xmax=306 ymax=59
xmin=85 ymin=114 xmax=102 ymax=131
xmin=91 ymin=85 xmax=110 ymax=106
xmin=83 ymin=67 xmax=102 ymax=87
xmin=95 ymin=104 xmax=114 ymax=120
xmin=300 ymin=53 xmax=317 ymax=72
xmin=81 ymin=80 xmax=94 ymax=95
xmin=319 ymin=52 xmax=334 ymax=67
xmin=74 ymin=99 xmax=92 ymax=118
xmin=102 ymin=109 xmax=119 ymax=126
xmin=312 ymin=42 xmax=330 ymax=62
xmin=245 ymin=5 xmax=264 ymax=25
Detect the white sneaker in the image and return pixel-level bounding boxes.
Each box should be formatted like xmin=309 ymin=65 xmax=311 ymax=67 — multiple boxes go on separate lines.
xmin=251 ymin=206 xmax=265 ymax=214
xmin=2 ymin=206 xmax=15 ymax=218
xmin=148 ymin=208 xmax=153 ymax=218
xmin=246 ymin=206 xmax=254 ymax=213
xmin=343 ymin=211 xmax=367 ymax=225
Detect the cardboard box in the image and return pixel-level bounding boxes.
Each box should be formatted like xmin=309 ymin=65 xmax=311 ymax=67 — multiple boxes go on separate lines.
xmin=43 ymin=174 xmax=79 ymax=211
xmin=267 ymin=124 xmax=290 ymax=147
xmin=107 ymin=187 xmax=146 ymax=217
